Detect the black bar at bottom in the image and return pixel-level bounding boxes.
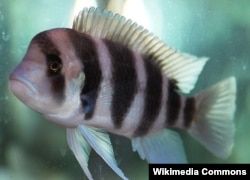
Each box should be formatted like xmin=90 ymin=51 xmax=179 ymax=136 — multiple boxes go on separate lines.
xmin=149 ymin=164 xmax=250 ymax=179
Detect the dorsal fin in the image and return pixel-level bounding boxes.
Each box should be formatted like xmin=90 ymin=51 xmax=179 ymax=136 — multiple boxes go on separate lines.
xmin=73 ymin=7 xmax=208 ymax=93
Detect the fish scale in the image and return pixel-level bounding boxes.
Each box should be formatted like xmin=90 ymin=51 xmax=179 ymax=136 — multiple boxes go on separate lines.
xmin=104 ymin=39 xmax=137 ymax=129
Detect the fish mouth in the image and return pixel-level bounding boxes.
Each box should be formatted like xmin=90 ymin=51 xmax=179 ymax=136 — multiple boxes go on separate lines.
xmin=9 ymin=72 xmax=37 ymax=94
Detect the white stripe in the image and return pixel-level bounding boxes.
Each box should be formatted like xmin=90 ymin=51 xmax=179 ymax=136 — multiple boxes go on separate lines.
xmin=172 ymin=97 xmax=186 ymax=129
xmin=146 ymin=75 xmax=168 ymax=135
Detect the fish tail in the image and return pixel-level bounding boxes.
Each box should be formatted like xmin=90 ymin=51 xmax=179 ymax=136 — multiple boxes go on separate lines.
xmin=188 ymin=77 xmax=236 ymax=158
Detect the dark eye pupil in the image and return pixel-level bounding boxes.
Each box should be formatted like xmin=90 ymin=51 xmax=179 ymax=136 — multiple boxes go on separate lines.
xmin=50 ymin=62 xmax=60 ymax=71
xmin=47 ymin=54 xmax=62 ymax=74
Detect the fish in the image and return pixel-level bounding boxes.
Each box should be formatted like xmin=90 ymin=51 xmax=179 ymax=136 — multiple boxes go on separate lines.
xmin=8 ymin=7 xmax=236 ymax=180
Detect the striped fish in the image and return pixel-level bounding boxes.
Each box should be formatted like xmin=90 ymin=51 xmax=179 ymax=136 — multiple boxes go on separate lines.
xmin=9 ymin=7 xmax=236 ymax=180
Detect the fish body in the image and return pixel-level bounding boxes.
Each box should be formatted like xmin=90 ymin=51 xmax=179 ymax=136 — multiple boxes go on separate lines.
xmin=9 ymin=7 xmax=236 ymax=180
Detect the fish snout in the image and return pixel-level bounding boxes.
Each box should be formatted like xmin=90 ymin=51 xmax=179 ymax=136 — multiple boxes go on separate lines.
xmin=9 ymin=61 xmax=41 ymax=96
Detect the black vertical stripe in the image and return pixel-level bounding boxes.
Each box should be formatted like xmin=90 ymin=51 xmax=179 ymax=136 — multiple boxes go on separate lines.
xmin=33 ymin=31 xmax=60 ymax=55
xmin=50 ymin=74 xmax=65 ymax=103
xmin=33 ymin=32 xmax=65 ymax=103
xmin=183 ymin=97 xmax=195 ymax=128
xmin=46 ymin=54 xmax=65 ymax=103
xmin=166 ymin=80 xmax=181 ymax=126
xmin=134 ymin=56 xmax=163 ymax=137
xmin=104 ymin=40 xmax=137 ymax=129
xmin=67 ymin=29 xmax=102 ymax=120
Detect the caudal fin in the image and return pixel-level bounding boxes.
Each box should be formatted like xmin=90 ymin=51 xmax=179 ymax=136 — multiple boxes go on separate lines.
xmin=188 ymin=77 xmax=236 ymax=159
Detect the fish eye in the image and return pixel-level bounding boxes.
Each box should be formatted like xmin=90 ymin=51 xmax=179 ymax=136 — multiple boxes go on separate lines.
xmin=49 ymin=61 xmax=61 ymax=72
xmin=47 ymin=54 xmax=62 ymax=74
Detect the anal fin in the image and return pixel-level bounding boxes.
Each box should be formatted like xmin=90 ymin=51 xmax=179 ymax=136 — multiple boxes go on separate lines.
xmin=132 ymin=129 xmax=187 ymax=163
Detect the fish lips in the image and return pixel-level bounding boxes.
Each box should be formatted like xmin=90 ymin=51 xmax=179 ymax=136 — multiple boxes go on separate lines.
xmin=9 ymin=70 xmax=38 ymax=102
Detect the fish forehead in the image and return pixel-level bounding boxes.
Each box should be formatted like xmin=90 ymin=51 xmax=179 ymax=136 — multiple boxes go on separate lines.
xmin=30 ymin=28 xmax=83 ymax=79
xmin=31 ymin=28 xmax=71 ymax=54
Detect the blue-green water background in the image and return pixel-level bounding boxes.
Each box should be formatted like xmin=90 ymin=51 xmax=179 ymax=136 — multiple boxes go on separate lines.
xmin=0 ymin=0 xmax=249 ymax=179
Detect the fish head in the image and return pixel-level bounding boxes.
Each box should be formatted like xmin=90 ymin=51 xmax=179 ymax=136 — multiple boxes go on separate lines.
xmin=9 ymin=28 xmax=84 ymax=127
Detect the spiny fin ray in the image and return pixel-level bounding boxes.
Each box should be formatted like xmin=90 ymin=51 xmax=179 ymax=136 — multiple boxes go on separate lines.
xmin=73 ymin=7 xmax=208 ymax=93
